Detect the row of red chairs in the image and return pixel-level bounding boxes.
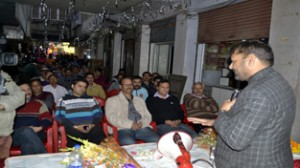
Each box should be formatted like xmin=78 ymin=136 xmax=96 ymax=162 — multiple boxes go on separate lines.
xmin=9 ymin=95 xmax=192 ymax=155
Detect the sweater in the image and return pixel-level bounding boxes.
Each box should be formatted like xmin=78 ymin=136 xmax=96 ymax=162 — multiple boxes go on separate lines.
xmin=14 ymin=100 xmax=52 ymax=129
xmin=146 ymin=95 xmax=184 ymax=125
xmin=55 ymin=94 xmax=103 ymax=128
xmin=86 ymin=83 xmax=106 ymax=99
xmin=31 ymin=91 xmax=55 ymax=111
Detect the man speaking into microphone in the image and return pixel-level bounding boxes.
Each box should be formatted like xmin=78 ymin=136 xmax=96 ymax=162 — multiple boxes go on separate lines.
xmin=188 ymin=41 xmax=296 ymax=168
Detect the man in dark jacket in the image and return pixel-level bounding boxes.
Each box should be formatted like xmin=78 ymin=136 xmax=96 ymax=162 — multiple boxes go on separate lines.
xmin=146 ymin=79 xmax=197 ymax=138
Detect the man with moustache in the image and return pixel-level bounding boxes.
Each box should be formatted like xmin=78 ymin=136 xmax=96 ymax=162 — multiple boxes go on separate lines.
xmin=132 ymin=75 xmax=149 ymax=101
xmin=188 ymin=41 xmax=296 ymax=168
xmin=30 ymin=78 xmax=55 ymax=113
xmin=12 ymin=83 xmax=52 ymax=155
xmin=105 ymin=77 xmax=159 ymax=145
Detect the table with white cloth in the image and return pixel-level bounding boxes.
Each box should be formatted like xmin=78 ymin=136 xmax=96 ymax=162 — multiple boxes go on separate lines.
xmin=5 ymin=143 xmax=214 ymax=168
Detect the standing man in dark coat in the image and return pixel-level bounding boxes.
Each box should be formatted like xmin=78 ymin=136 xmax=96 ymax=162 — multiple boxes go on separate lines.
xmin=188 ymin=41 xmax=296 ymax=168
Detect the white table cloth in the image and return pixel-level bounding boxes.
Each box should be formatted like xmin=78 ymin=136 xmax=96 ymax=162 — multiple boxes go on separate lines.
xmin=5 ymin=143 xmax=214 ymax=168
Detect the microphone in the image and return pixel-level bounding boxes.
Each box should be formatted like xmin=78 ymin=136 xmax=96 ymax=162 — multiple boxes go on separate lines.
xmin=230 ymin=89 xmax=239 ymax=101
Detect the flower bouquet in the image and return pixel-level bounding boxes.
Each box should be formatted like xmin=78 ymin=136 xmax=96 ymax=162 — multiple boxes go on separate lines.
xmin=291 ymin=139 xmax=300 ymax=153
xmin=60 ymin=136 xmax=142 ymax=168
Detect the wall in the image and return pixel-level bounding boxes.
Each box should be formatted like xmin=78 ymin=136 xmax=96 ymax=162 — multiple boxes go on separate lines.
xmin=15 ymin=3 xmax=31 ymax=36
xmin=173 ymin=12 xmax=199 ymax=101
xmin=269 ymin=0 xmax=300 ymax=141
xmin=134 ymin=25 xmax=151 ymax=76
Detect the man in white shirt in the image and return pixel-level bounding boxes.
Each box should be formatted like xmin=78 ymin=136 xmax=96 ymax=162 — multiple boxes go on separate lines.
xmin=43 ymin=74 xmax=68 ymax=103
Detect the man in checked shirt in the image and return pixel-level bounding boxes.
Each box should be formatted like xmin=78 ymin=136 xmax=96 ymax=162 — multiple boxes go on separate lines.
xmin=188 ymin=41 xmax=296 ymax=168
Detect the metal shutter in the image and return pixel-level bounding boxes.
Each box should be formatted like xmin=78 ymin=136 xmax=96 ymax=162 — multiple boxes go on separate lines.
xmin=198 ymin=0 xmax=272 ymax=43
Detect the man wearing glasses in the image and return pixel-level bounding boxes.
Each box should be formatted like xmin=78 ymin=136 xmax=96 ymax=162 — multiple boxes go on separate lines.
xmin=105 ymin=76 xmax=159 ymax=145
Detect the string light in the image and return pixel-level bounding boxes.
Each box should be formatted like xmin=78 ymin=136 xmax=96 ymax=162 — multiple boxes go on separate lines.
xmin=69 ymin=0 xmax=184 ymax=47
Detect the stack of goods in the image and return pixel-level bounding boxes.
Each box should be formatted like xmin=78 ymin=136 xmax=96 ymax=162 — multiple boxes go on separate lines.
xmin=61 ymin=136 xmax=142 ymax=168
xmin=194 ymin=127 xmax=217 ymax=149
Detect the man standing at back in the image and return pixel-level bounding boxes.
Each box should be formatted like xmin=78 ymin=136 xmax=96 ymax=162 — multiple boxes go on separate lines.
xmin=0 ymin=72 xmax=24 ymax=164
xmin=188 ymin=41 xmax=296 ymax=168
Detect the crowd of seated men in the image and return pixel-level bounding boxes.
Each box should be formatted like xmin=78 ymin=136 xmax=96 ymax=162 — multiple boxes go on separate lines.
xmin=1 ymin=60 xmax=220 ymax=167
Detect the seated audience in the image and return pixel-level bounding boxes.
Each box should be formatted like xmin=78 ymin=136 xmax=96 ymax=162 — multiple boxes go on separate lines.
xmin=141 ymin=71 xmax=152 ymax=92
xmin=107 ymin=73 xmax=124 ymax=92
xmin=85 ymin=72 xmax=106 ymax=99
xmin=132 ymin=75 xmax=148 ymax=101
xmin=55 ymin=78 xmax=106 ymax=147
xmin=12 ymin=83 xmax=52 ymax=155
xmin=105 ymin=77 xmax=159 ymax=145
xmin=183 ymin=82 xmax=219 ymax=133
xmin=94 ymin=68 xmax=108 ymax=89
xmin=39 ymin=67 xmax=50 ymax=86
xmin=148 ymin=76 xmax=163 ymax=96
xmin=183 ymin=82 xmax=219 ymax=118
xmin=43 ymin=74 xmax=68 ymax=103
xmin=30 ymin=78 xmax=55 ymax=112
xmin=146 ymin=79 xmax=197 ymax=138
xmin=152 ymin=72 xmax=160 ymax=79
xmin=58 ymin=68 xmax=77 ymax=91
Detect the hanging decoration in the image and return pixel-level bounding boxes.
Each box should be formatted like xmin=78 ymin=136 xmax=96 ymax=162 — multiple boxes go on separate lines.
xmin=66 ymin=0 xmax=185 ymax=47
xmin=40 ymin=0 xmax=48 ymax=50
xmin=59 ymin=0 xmax=76 ymax=42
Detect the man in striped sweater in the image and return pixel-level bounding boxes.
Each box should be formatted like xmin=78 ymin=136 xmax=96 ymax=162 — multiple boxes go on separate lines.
xmin=12 ymin=83 xmax=52 ymax=155
xmin=55 ymin=78 xmax=106 ymax=147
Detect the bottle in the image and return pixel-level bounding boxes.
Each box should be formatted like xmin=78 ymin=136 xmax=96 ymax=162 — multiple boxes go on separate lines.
xmin=68 ymin=144 xmax=83 ymax=168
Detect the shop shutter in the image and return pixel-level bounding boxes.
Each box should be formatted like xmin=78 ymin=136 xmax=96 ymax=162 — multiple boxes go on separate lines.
xmin=198 ymin=0 xmax=272 ymax=43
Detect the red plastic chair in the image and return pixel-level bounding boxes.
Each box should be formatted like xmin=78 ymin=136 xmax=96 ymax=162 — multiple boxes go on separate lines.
xmin=294 ymin=160 xmax=300 ymax=168
xmin=93 ymin=96 xmax=106 ymax=107
xmin=181 ymin=104 xmax=195 ymax=130
xmin=106 ymin=89 xmax=120 ymax=98
xmin=58 ymin=123 xmax=109 ymax=150
xmin=9 ymin=126 xmax=54 ymax=156
xmin=57 ymin=97 xmax=107 ymax=150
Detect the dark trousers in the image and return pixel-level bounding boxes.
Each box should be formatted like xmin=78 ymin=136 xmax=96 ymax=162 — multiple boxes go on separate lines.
xmin=12 ymin=127 xmax=47 ymax=155
xmin=64 ymin=125 xmax=106 ymax=147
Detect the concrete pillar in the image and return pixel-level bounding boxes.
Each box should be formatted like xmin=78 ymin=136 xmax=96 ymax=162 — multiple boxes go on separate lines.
xmin=112 ymin=32 xmax=122 ymax=77
xmin=173 ymin=12 xmax=199 ymax=101
xmin=269 ymin=0 xmax=300 ymax=141
xmin=96 ymin=39 xmax=104 ymax=60
xmin=134 ymin=25 xmax=151 ymax=76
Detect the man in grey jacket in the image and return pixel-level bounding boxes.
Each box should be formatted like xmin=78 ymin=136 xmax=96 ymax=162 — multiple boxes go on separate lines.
xmin=0 ymin=71 xmax=25 ymax=160
xmin=188 ymin=41 xmax=296 ymax=167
